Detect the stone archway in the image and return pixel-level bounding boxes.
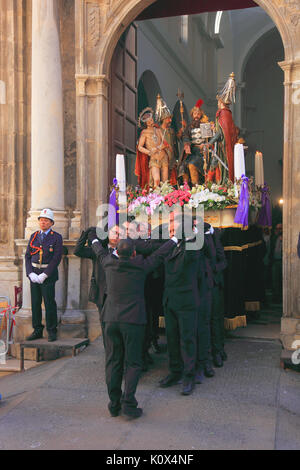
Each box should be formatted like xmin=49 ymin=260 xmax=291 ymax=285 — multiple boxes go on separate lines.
xmin=75 ymin=0 xmax=300 ymax=352
xmin=241 ymin=28 xmax=284 ymax=204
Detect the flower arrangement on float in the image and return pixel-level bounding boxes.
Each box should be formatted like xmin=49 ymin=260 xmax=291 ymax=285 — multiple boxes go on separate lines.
xmin=125 ymin=177 xmax=264 ymax=219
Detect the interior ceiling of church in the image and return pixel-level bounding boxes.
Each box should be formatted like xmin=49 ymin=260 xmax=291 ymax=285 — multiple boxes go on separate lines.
xmin=135 ymin=7 xmax=283 ymax=202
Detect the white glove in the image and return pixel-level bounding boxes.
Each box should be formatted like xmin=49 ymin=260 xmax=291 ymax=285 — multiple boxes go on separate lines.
xmin=29 ymin=273 xmax=40 ymax=283
xmin=37 ymin=273 xmax=48 ymax=284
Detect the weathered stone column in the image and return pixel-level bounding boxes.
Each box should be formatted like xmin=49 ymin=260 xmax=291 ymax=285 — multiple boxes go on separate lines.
xmin=279 ymin=60 xmax=300 ymax=351
xmin=26 ymin=0 xmax=68 ymax=238
xmin=15 ymin=0 xmax=69 ymax=342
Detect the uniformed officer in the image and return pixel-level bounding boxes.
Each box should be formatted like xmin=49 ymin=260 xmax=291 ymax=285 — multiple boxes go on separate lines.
xmin=25 ymin=209 xmax=63 ymax=342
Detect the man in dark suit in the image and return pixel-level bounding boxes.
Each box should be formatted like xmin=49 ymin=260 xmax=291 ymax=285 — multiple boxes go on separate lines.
xmin=195 ymin=223 xmax=227 ymax=383
xmin=74 ymin=225 xmax=122 ymax=345
xmin=209 ymin=227 xmax=227 ymax=367
xmin=160 ymin=215 xmax=201 ymax=396
xmin=122 ymin=219 xmax=164 ymax=369
xmin=25 ymin=209 xmax=63 ymax=342
xmin=88 ymin=229 xmax=177 ymax=419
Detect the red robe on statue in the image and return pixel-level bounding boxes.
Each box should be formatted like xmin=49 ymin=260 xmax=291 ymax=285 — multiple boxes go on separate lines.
xmin=216 ymin=108 xmax=238 ymax=182
xmin=135 ymin=148 xmax=150 ymax=189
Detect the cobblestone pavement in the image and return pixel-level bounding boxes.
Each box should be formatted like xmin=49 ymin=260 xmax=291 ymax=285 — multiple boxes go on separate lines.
xmin=0 ymin=331 xmax=300 ymax=450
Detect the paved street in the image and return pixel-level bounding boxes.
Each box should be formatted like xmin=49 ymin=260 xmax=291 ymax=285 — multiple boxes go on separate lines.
xmin=0 ymin=320 xmax=300 ymax=450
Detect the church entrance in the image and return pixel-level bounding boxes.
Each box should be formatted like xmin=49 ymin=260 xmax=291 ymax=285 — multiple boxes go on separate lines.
xmin=108 ymin=2 xmax=284 ymax=333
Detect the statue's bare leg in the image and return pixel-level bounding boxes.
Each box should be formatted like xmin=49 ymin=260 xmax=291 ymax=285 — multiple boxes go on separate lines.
xmin=188 ymin=164 xmax=199 ymax=185
xmin=151 ymin=166 xmax=161 ymax=187
xmin=161 ymin=164 xmax=169 ymax=183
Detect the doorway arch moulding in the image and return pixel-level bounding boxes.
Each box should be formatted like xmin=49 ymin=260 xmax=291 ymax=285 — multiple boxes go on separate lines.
xmin=75 ymin=0 xmax=300 ymax=351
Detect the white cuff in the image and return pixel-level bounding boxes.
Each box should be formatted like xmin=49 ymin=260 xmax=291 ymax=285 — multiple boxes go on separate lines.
xmin=92 ymin=239 xmax=99 ymax=244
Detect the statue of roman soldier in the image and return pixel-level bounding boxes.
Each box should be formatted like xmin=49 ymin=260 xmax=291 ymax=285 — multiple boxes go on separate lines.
xmin=178 ymin=99 xmax=211 ymax=185
xmin=207 ymin=73 xmax=239 ymax=183
xmin=135 ymin=107 xmax=170 ymax=188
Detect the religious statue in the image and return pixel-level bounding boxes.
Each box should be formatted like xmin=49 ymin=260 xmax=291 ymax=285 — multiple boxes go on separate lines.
xmin=135 ymin=107 xmax=169 ymax=188
xmin=178 ymin=99 xmax=212 ymax=185
xmin=207 ymin=73 xmax=239 ymax=183
xmin=155 ymin=94 xmax=178 ymax=186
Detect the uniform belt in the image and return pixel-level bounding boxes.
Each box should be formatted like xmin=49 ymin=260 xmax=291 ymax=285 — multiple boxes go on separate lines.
xmin=32 ymin=263 xmax=49 ymax=268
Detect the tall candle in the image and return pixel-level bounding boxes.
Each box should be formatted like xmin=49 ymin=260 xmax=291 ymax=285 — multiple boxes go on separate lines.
xmin=255 ymin=151 xmax=264 ymax=187
xmin=234 ymin=143 xmax=246 ymax=180
xmin=116 ymin=154 xmax=127 ymax=205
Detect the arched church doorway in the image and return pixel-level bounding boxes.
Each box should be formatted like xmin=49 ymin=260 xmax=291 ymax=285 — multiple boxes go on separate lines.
xmin=109 ymin=24 xmax=138 ymax=187
xmin=242 ymin=28 xmax=284 ymax=206
xmin=138 ymin=70 xmax=162 ymax=116
xmin=106 ymin=1 xmax=286 ymax=336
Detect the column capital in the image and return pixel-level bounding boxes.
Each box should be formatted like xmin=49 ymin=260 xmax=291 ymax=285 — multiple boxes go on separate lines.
xmin=279 ymin=59 xmax=300 ymax=84
xmin=75 ymin=74 xmax=110 ymax=98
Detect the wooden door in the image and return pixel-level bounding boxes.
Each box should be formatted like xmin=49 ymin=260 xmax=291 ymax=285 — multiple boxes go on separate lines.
xmin=109 ymin=24 xmax=138 ymax=188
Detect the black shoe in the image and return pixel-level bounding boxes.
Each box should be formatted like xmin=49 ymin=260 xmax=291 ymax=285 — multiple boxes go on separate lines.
xmin=204 ymin=364 xmax=215 ymax=378
xmin=108 ymin=403 xmax=121 ymax=417
xmin=181 ymin=380 xmax=194 ymax=396
xmin=213 ymin=353 xmax=223 ymax=368
xmin=26 ymin=330 xmax=43 ymax=341
xmin=122 ymin=407 xmax=143 ymax=419
xmin=159 ymin=374 xmax=182 ymax=388
xmin=195 ymin=369 xmax=205 ymax=384
xmin=220 ymin=350 xmax=228 ymax=361
xmin=48 ymin=335 xmax=57 ymax=342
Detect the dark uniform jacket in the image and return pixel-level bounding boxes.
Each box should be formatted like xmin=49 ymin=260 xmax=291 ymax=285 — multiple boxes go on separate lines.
xmin=164 ymin=239 xmax=201 ymax=311
xmin=92 ymin=239 xmax=176 ymax=325
xmin=204 ymin=228 xmax=227 ymax=288
xmin=25 ymin=230 xmax=63 ymax=283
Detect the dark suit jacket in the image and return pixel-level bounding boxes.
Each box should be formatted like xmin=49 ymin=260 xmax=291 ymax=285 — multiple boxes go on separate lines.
xmin=91 ymin=239 xmax=176 ymax=324
xmin=204 ymin=228 xmax=227 ymax=288
xmin=25 ymin=230 xmax=63 ymax=283
xmin=164 ymin=239 xmax=201 ymax=311
xmin=74 ymin=231 xmax=109 ymax=308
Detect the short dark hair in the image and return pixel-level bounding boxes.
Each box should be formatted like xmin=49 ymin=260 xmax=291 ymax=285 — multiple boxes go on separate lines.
xmin=117 ymin=239 xmax=135 ymax=258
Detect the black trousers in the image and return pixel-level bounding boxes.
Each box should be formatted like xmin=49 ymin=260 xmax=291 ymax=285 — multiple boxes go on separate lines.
xmin=97 ymin=293 xmax=107 ymax=349
xmin=196 ymin=286 xmax=212 ymax=371
xmin=30 ymin=281 xmax=57 ymax=333
xmin=104 ymin=322 xmax=145 ymax=412
xmin=143 ymin=276 xmax=164 ymax=356
xmin=210 ymin=285 xmax=225 ymax=355
xmin=164 ymin=305 xmax=197 ymax=380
